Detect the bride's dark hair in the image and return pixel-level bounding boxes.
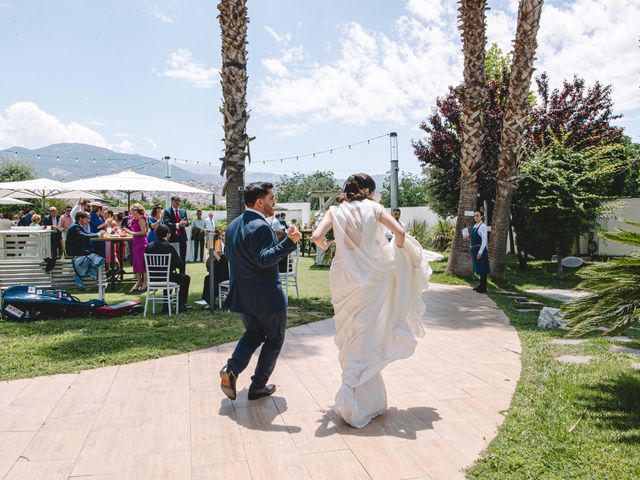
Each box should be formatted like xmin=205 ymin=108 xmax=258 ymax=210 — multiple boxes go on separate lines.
xmin=337 ymin=173 xmax=376 ymax=203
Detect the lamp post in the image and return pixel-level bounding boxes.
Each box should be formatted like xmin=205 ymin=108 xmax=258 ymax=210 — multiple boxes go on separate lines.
xmin=207 ymin=229 xmax=216 ymax=314
xmin=164 ymin=156 xmax=171 ymax=208
xmin=389 ymin=132 xmax=399 ymax=209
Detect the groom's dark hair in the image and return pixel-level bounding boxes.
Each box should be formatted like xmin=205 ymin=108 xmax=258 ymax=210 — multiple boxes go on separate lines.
xmin=244 ymin=182 xmax=273 ymax=207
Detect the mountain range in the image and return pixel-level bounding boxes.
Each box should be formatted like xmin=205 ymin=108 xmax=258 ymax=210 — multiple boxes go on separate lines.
xmin=0 ymin=143 xmax=384 ymax=189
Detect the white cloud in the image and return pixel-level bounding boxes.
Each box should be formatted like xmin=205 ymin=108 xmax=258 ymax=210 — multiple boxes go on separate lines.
xmin=0 ymin=101 xmax=145 ymax=154
xmin=265 ymin=26 xmax=292 ymax=45
xmin=534 ymin=0 xmax=640 ymax=112
xmin=112 ymin=139 xmax=135 ymax=154
xmin=0 ymin=101 xmax=109 ymax=149
xmin=145 ymin=1 xmax=181 ymax=23
xmin=263 ymin=122 xmax=310 ymax=138
xmin=159 ymin=48 xmax=217 ymax=88
xmin=262 ymin=58 xmax=289 ymax=77
xmin=257 ymin=0 xmax=640 ymax=135
xmin=145 ymin=137 xmax=158 ymax=149
xmin=257 ymin=9 xmax=462 ymax=127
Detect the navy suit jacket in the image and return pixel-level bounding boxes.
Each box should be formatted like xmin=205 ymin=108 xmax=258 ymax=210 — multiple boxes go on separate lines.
xmin=225 ymin=210 xmax=297 ymax=315
xmin=163 ymin=207 xmax=189 ymax=244
xmin=65 ymin=223 xmax=99 ymax=257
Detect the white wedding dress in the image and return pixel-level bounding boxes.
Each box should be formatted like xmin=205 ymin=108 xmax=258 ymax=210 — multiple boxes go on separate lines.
xmin=328 ymin=199 xmax=431 ymax=428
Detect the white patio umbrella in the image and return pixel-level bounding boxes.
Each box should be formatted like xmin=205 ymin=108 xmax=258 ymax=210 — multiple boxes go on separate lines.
xmin=62 ymin=170 xmax=210 ymax=208
xmin=0 ymin=178 xmax=103 ymax=208
xmin=0 ymin=197 xmax=30 ymax=205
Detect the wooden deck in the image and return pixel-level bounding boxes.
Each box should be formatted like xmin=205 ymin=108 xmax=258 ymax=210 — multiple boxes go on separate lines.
xmin=0 ymin=284 xmax=521 ymax=479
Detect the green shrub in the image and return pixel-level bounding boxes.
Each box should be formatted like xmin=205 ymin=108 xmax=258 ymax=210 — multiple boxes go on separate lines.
xmin=408 ymin=220 xmax=430 ymax=249
xmin=427 ymin=218 xmax=455 ymax=252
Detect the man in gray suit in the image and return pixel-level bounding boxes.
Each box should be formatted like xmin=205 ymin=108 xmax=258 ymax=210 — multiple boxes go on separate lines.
xmin=219 ymin=182 xmax=301 ymax=401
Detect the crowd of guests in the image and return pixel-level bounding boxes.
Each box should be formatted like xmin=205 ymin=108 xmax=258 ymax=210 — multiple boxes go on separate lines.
xmin=0 ymin=201 xmax=302 ymax=313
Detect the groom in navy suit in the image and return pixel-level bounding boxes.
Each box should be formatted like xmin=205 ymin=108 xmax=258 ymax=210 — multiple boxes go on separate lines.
xmin=220 ymin=182 xmax=301 ymax=401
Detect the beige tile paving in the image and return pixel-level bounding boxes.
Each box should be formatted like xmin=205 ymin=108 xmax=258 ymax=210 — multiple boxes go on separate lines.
xmin=0 ymin=283 xmax=520 ymax=480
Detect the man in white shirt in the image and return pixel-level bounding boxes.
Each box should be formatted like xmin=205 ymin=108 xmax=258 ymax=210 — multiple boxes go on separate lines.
xmin=271 ymin=213 xmax=285 ymax=232
xmin=385 ymin=207 xmax=407 ymax=241
xmin=204 ymin=212 xmax=215 ymax=231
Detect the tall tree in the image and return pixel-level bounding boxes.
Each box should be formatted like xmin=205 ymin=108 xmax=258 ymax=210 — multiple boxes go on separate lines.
xmin=489 ymin=0 xmax=544 ymax=280
xmin=445 ymin=0 xmax=488 ymax=277
xmin=218 ymin=0 xmax=249 ymax=222
xmin=0 ymin=160 xmax=35 ymax=182
xmin=380 ymin=172 xmax=429 ymax=208
xmin=511 ymin=138 xmax=626 ymax=278
xmin=415 ymin=71 xmax=625 ymax=219
xmin=275 ymin=171 xmax=339 ymax=209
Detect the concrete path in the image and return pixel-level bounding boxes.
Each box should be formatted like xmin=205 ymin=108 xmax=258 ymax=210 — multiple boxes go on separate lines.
xmin=525 ymin=288 xmax=589 ymax=302
xmin=0 ymin=284 xmax=521 ymax=480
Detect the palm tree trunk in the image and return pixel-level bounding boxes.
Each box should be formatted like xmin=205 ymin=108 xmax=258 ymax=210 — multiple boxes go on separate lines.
xmin=218 ymin=0 xmax=249 ymax=223
xmin=446 ymin=178 xmax=478 ymax=276
xmin=489 ymin=0 xmax=544 ymax=280
xmin=446 ymin=0 xmax=487 ymax=276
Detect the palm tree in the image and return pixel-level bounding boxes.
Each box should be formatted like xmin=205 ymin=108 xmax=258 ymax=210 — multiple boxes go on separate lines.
xmin=564 ymin=221 xmax=640 ymax=336
xmin=488 ymin=0 xmax=544 ymax=280
xmin=218 ymin=0 xmax=249 ymax=222
xmin=445 ymin=0 xmax=488 ymax=276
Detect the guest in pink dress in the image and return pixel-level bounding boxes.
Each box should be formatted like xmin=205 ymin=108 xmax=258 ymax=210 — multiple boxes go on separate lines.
xmin=125 ymin=203 xmax=148 ymax=291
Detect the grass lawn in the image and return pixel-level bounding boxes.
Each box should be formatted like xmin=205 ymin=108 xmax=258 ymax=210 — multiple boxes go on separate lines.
xmin=0 ymin=255 xmax=333 ymax=381
xmin=434 ymin=254 xmax=640 ymax=479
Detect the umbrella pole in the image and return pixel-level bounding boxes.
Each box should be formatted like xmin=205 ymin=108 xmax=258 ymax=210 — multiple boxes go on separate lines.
xmin=127 ymin=192 xmax=131 ymax=210
xmin=42 ymin=193 xmax=46 ymax=212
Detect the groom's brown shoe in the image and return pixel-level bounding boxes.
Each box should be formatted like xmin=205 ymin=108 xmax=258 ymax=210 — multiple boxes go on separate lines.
xmin=248 ymin=384 xmax=276 ymax=400
xmin=219 ymin=365 xmax=237 ymax=400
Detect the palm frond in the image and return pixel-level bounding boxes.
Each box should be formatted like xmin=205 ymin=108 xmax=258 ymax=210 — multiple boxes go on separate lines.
xmin=563 ymin=219 xmax=640 ymax=335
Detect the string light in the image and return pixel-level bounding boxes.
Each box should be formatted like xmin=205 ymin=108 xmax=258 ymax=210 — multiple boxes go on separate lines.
xmin=2 ymin=132 xmax=390 ymax=171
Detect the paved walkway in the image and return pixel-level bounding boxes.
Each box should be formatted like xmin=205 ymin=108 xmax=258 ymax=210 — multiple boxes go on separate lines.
xmin=0 ymin=284 xmax=521 ymax=480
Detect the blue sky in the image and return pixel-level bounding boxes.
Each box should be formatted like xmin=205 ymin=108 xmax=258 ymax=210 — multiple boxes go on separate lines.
xmin=0 ymin=0 xmax=638 ymax=179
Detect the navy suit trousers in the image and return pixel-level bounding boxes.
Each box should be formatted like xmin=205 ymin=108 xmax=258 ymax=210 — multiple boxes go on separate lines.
xmin=227 ymin=310 xmax=287 ymax=390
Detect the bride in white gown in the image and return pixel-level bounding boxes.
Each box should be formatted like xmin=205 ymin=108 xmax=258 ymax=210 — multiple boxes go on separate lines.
xmin=312 ymin=173 xmax=431 ymax=428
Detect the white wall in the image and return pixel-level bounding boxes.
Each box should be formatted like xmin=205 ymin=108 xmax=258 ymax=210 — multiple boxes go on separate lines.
xmin=386 ymin=206 xmax=443 ymax=227
xmin=277 ymin=202 xmax=311 ymax=225
xmin=595 ymin=198 xmax=640 ymax=256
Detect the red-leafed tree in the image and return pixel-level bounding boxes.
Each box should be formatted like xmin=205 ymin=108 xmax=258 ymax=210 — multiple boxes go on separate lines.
xmin=414 ymin=72 xmax=626 ymax=218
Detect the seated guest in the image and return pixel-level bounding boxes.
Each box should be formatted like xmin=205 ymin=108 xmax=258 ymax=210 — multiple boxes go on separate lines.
xmin=66 ymin=211 xmax=103 ymax=257
xmin=202 ymin=231 xmax=229 ymax=307
xmin=30 ymin=214 xmax=42 ymax=227
xmin=145 ymin=224 xmax=191 ymax=313
xmin=0 ymin=213 xmax=12 ymax=231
